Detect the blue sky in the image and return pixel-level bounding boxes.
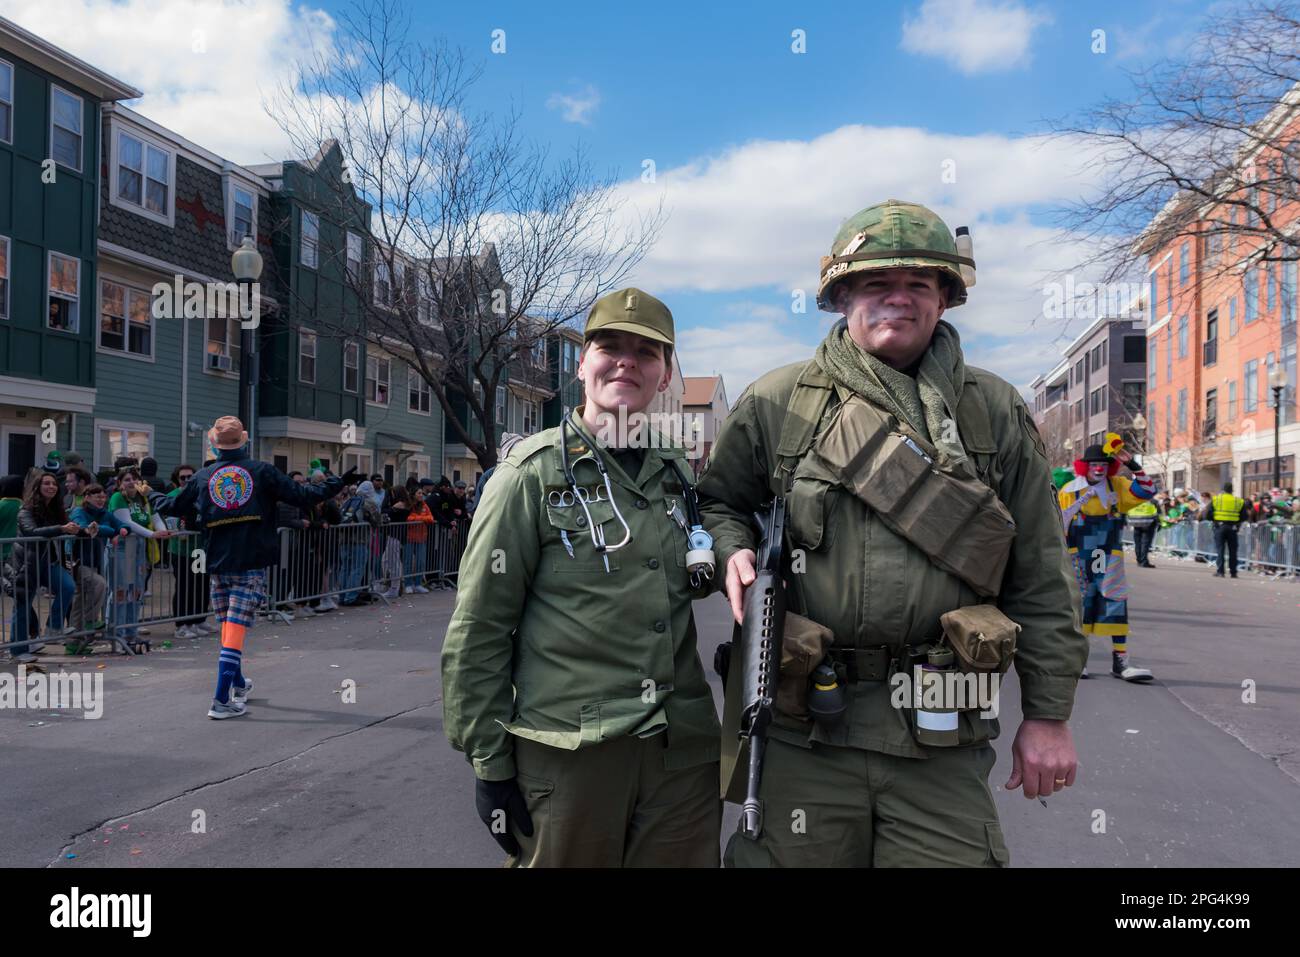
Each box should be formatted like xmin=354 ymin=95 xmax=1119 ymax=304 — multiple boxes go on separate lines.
xmin=8 ymin=0 xmax=1231 ymax=396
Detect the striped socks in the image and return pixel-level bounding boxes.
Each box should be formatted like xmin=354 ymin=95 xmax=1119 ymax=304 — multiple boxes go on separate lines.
xmin=213 ymin=621 xmax=249 ymax=705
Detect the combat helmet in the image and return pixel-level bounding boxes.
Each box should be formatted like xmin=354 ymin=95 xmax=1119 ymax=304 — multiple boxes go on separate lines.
xmin=816 ymin=200 xmax=975 ymax=312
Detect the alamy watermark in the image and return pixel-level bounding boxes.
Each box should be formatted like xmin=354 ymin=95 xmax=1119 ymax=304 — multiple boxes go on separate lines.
xmin=1042 ymin=277 xmax=1146 ymax=321
xmin=591 ymin=407 xmax=705 ymax=460
xmin=151 ymin=276 xmax=261 ymax=329
xmin=0 ymin=666 xmax=104 ymax=719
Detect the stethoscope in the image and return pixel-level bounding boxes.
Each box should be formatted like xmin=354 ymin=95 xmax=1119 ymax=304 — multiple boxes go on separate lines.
xmin=558 ymin=418 xmax=716 ymax=584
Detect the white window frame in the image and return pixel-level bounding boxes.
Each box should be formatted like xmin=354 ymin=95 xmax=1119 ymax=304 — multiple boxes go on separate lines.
xmin=346 ymin=231 xmax=363 ymax=283
xmin=418 ymin=271 xmax=435 ymax=326
xmin=224 ymin=174 xmax=258 ymax=249
xmin=300 ymin=209 xmax=319 ymax=269
xmin=97 ymin=276 xmax=155 ymax=361
xmin=46 ymin=251 xmax=80 ymax=334
xmin=298 ymin=328 xmax=317 ymax=384
xmin=393 ymin=259 xmax=407 ymax=309
xmin=204 ymin=316 xmax=240 ymax=377
xmin=404 ymin=454 xmax=431 ymax=483
xmin=523 ymin=398 xmax=539 ymax=434
xmin=49 ymin=84 xmax=83 ymax=172
xmin=109 ymin=122 xmax=175 ymax=227
xmin=366 ymin=354 xmax=391 ymax=406
xmin=344 ymin=341 xmax=359 ymax=393
xmin=342 ymin=448 xmax=373 ymax=476
xmin=0 ymin=59 xmax=13 ymax=145
xmin=408 ymin=363 xmax=432 ymax=415
xmin=93 ymin=420 xmax=154 ymax=471
xmin=495 ymin=386 xmax=506 ymax=425
xmin=0 ymin=233 xmax=9 ymax=320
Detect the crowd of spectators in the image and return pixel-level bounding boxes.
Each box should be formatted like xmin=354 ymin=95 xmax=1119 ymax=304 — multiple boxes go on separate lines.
xmin=1 ymin=450 xmax=477 ymax=663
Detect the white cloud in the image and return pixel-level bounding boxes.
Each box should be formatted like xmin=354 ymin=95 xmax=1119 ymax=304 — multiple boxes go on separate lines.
xmin=546 ymin=85 xmax=600 ymax=125
xmin=616 ymin=124 xmax=1109 ymax=393
xmin=900 ymin=0 xmax=1052 ymax=74
xmin=4 ymin=0 xmax=335 ymax=164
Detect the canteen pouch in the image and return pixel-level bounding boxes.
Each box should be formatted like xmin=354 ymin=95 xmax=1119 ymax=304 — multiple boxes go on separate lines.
xmin=940 ymin=604 xmax=1020 ymax=674
xmin=776 ymin=611 xmax=834 ymax=721
xmin=814 ymin=395 xmax=1017 ymax=597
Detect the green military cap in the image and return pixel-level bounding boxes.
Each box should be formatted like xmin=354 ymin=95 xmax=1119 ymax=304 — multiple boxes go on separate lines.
xmin=584 ymin=287 xmax=674 ymax=346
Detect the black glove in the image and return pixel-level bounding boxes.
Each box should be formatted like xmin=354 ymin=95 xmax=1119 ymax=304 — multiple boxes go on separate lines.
xmin=474 ymin=777 xmax=534 ymax=857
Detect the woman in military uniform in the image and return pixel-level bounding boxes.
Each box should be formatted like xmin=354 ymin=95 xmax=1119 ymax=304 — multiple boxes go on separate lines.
xmin=441 ymin=288 xmax=722 ymax=868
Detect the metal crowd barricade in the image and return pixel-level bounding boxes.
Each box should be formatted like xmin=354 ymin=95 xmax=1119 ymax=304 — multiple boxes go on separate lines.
xmin=1137 ymin=519 xmax=1299 ymax=576
xmin=3 ymin=516 xmax=479 ymax=656
xmin=260 ymin=518 xmax=473 ymax=620
xmin=2 ymin=529 xmax=208 ymax=658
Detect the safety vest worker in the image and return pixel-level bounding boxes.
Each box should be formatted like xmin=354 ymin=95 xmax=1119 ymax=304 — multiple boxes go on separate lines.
xmin=1212 ymin=492 xmax=1245 ymax=522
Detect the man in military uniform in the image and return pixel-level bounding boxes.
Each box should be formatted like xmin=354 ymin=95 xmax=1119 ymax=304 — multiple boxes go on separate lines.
xmin=697 ymin=200 xmax=1084 ymax=867
xmin=442 ymin=288 xmax=721 ymax=867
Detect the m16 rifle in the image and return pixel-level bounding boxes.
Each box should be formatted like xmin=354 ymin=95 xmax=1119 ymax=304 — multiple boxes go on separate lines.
xmin=737 ymin=496 xmax=786 ymax=840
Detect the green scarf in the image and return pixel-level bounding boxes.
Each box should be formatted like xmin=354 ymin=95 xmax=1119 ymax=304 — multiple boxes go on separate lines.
xmin=814 ymin=318 xmax=970 ymax=472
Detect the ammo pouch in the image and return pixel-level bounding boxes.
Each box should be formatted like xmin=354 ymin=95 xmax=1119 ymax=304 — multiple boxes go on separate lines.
xmin=776 ymin=611 xmax=834 ymax=720
xmin=940 ymin=604 xmax=1019 ymax=674
xmin=814 ymin=395 xmax=1016 ymax=597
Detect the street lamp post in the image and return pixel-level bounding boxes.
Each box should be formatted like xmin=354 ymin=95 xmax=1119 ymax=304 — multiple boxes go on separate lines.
xmin=1268 ymin=365 xmax=1287 ymax=489
xmin=232 ymin=236 xmax=263 ymax=451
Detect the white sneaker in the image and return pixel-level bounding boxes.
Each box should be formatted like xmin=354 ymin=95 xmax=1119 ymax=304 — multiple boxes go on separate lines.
xmin=207 ymin=698 xmax=247 ymax=719
xmin=379 ymin=588 xmax=401 ymax=600
xmin=231 ymin=677 xmax=253 ymax=702
xmin=196 ymin=622 xmax=217 ymax=635
xmin=296 ymin=604 xmax=317 ymax=617
xmin=175 ymin=625 xmax=196 ymax=640
xmin=316 ymin=597 xmax=338 ymax=612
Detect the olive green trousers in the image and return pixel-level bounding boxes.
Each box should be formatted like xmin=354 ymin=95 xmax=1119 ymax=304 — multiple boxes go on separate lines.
xmin=509 ymin=733 xmax=721 ymax=868
xmin=725 ymin=738 xmax=1010 ymax=868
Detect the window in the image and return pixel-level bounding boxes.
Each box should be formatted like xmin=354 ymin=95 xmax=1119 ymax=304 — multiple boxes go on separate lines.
xmin=1244 ymin=267 xmax=1258 ymax=325
xmin=1179 ymin=242 xmax=1189 ymax=285
xmin=1165 ymin=325 xmax=1172 ymax=382
xmin=495 ymin=386 xmax=506 ymax=425
xmin=1229 ymin=208 xmax=1238 ymax=254
xmin=418 ymin=272 xmax=434 ymax=325
xmin=1165 ymin=263 xmax=1172 ymax=314
xmin=300 ymin=210 xmax=319 ymax=269
xmin=393 ymin=259 xmax=407 ymax=309
xmin=1283 ymin=341 xmax=1297 ymax=426
xmin=298 ymin=330 xmax=316 ymax=384
xmin=1244 ymin=360 xmax=1259 ymax=413
xmin=1121 ymin=381 xmax=1145 ymax=416
xmin=366 ymin=355 xmax=390 ymax=405
xmin=227 ymin=181 xmax=255 ymax=246
xmin=374 ymin=260 xmax=392 ymax=307
xmin=1205 ymin=229 xmax=1223 ymax=265
xmin=0 ymin=59 xmax=12 ymax=144
xmin=1148 ymin=341 xmax=1157 ymax=390
xmin=408 ymin=364 xmax=431 ymax=413
xmin=50 ymin=86 xmax=82 ymax=171
xmin=1090 ymin=386 xmax=1106 ymax=416
xmin=1123 ymin=336 xmax=1144 ymax=364
xmin=342 ymin=449 xmax=373 ymax=476
xmin=114 ymin=129 xmax=172 ymax=222
xmin=1165 ymin=395 xmax=1172 ymax=446
xmin=533 ymin=338 xmax=547 ymax=367
xmin=47 ymin=252 xmax=80 ymax=332
xmin=1173 ymin=469 xmax=1185 ymax=489
xmin=99 ymin=280 xmax=152 ymax=357
xmin=1177 ymin=315 xmax=1188 ymax=359
xmin=1205 ymin=389 xmax=1217 ymax=439
xmin=347 ymin=232 xmax=363 ymax=282
xmin=344 ymin=342 xmax=359 ymax=393
xmin=1148 ymin=272 xmax=1158 ymax=317
xmin=1228 ymin=380 xmax=1238 ymax=421
xmin=205 ymin=316 xmax=240 ymax=373
xmin=1074 ymin=358 xmax=1084 ymax=384
xmin=1229 ymin=297 xmax=1238 ymax=336
xmin=95 ymin=423 xmax=151 ymax=470
xmin=1267 ymin=263 xmax=1277 ymax=315
xmin=1285 ymin=261 xmax=1297 ymax=328
xmin=1204 ymin=309 xmax=1218 ymax=366
xmin=523 ymin=399 xmax=539 ymax=434
xmin=1177 ymin=389 xmax=1187 ymax=433
xmin=0 ymin=234 xmax=8 ymax=320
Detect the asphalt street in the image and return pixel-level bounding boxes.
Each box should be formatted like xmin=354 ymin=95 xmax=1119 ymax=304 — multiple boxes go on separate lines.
xmin=3 ymin=549 xmax=1297 ymax=868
